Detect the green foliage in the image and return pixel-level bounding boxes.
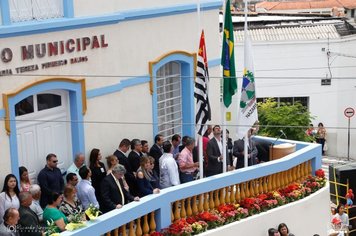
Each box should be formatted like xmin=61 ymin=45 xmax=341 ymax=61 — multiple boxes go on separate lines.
xmin=257 ymin=98 xmax=314 ymax=142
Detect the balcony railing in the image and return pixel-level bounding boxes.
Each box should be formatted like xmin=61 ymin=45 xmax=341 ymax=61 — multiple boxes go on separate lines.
xmin=61 ymin=137 xmax=322 ymax=236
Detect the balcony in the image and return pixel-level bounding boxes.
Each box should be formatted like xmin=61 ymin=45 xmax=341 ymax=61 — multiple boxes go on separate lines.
xmin=61 ymin=137 xmax=328 ymax=236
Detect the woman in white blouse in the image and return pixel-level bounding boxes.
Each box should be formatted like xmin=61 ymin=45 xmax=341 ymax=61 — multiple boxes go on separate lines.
xmin=0 ymin=174 xmax=20 ymax=224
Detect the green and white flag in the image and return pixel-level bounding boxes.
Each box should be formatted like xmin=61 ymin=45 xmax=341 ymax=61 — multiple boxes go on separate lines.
xmin=237 ymin=35 xmax=258 ymax=139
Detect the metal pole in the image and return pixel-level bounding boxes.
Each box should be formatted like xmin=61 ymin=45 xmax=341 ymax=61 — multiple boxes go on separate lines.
xmin=347 ymin=117 xmax=350 ymax=161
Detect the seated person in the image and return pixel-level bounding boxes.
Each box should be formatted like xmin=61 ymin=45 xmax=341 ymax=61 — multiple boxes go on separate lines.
xmin=43 ymin=192 xmax=68 ymax=233
xmin=59 ymin=185 xmax=83 ymax=222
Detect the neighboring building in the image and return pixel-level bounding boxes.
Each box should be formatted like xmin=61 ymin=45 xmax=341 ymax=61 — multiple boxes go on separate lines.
xmin=256 ymin=0 xmax=356 ymax=18
xmin=227 ymin=14 xmax=356 ymax=159
xmin=0 ymin=0 xmax=222 ymax=185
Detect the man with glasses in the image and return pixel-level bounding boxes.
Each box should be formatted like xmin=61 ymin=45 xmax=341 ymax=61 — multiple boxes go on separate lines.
xmin=37 ymin=153 xmax=64 ymax=208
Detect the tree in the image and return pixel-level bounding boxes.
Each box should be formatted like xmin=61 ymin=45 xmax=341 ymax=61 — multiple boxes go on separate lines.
xmin=257 ymin=98 xmax=314 ymax=142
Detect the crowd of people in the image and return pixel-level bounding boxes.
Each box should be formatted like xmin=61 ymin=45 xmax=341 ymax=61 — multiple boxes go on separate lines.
xmin=268 ymin=223 xmax=295 ymax=236
xmin=305 ymin=122 xmax=327 ymax=155
xmin=0 ymin=124 xmax=265 ymax=234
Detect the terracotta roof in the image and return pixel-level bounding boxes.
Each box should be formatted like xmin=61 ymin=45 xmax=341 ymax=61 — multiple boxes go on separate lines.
xmin=256 ymin=0 xmax=356 ymax=11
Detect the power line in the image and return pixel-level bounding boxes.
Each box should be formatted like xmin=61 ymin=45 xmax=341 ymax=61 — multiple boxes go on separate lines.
xmin=5 ymin=118 xmax=356 ymax=130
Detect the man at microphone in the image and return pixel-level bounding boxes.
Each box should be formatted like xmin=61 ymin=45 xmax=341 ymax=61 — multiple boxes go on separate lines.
xmin=233 ymin=128 xmax=259 ymax=169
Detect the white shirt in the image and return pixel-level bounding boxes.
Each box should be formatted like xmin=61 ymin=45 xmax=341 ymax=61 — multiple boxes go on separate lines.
xmin=214 ymin=137 xmax=223 ymax=162
xmin=30 ymin=199 xmax=43 ymax=222
xmin=0 ymin=192 xmax=20 ymax=224
xmin=159 ymin=153 xmax=180 ymax=189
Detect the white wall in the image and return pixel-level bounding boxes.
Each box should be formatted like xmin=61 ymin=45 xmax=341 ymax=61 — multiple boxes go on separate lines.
xmin=74 ymin=0 xmax=207 ymax=17
xmin=201 ymin=186 xmax=330 ymax=236
xmin=233 ymin=35 xmax=356 ymax=159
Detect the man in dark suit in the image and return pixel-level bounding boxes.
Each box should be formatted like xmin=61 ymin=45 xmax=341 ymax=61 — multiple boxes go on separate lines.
xmin=206 ymin=125 xmax=224 ymax=177
xmin=127 ymin=139 xmax=142 ymax=196
xmin=233 ymin=128 xmax=259 ymax=169
xmin=100 ymin=164 xmax=139 ymax=213
xmin=149 ymin=134 xmax=164 ymax=176
xmin=114 ymin=139 xmax=137 ymax=196
xmin=18 ymin=192 xmax=42 ymax=236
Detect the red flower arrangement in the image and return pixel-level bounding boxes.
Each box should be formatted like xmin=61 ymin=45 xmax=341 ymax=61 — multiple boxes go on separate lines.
xmin=158 ymin=171 xmax=326 ymax=235
xmin=162 ymin=218 xmax=192 ymax=236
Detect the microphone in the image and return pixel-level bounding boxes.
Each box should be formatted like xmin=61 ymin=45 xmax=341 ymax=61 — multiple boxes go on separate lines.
xmin=271 ymin=130 xmax=287 ymax=146
xmin=280 ymin=130 xmax=287 ymax=139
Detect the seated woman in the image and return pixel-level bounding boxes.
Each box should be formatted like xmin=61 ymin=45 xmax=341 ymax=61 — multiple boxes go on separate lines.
xmin=43 ymin=192 xmax=68 ymax=232
xmin=278 ymin=223 xmax=295 ymax=236
xmin=59 ymin=185 xmax=83 ymax=222
xmin=136 ymin=157 xmax=160 ymax=197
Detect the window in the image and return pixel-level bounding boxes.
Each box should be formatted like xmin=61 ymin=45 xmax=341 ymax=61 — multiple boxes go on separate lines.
xmin=156 ymin=62 xmax=182 ymax=140
xmin=257 ymin=97 xmax=309 ymax=109
xmin=37 ymin=93 xmax=61 ymax=111
xmin=15 ymin=96 xmax=34 ymax=116
xmin=9 ymin=0 xmax=63 ymax=23
xmin=15 ymin=92 xmax=62 ymax=116
xmin=351 ymin=9 xmax=355 ymax=18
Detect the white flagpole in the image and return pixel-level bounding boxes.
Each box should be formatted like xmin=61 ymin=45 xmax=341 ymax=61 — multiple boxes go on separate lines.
xmin=222 ymin=111 xmax=227 ymax=172
xmin=243 ymin=0 xmax=249 ymax=167
xmin=197 ymin=0 xmax=204 ymax=179
xmin=199 ymin=135 xmax=204 ymax=179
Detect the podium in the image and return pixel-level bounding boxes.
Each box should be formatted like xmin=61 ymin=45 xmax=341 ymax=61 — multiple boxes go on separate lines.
xmin=269 ymin=143 xmax=296 ymax=161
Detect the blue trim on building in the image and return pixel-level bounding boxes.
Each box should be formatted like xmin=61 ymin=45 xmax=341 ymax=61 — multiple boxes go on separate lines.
xmin=87 ymin=76 xmax=150 ymax=98
xmin=0 ymin=0 xmax=221 ymax=38
xmin=63 ymin=0 xmax=74 ymax=18
xmin=0 ymin=0 xmax=11 ymax=25
xmin=150 ymin=53 xmax=195 ymax=139
xmin=7 ymin=80 xmax=85 ymax=179
xmin=0 ymin=109 xmax=5 ymax=118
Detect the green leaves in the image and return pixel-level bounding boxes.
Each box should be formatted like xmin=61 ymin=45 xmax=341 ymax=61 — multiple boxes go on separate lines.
xmin=258 ymin=98 xmax=314 ymax=141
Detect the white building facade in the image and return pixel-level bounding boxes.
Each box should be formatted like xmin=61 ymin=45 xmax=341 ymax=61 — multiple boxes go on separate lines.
xmin=0 ymin=0 xmax=223 ymax=184
xmin=231 ymin=21 xmax=356 ymax=159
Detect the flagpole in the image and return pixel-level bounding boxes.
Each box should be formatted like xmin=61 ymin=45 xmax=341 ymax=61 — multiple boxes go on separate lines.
xmin=222 ymin=107 xmax=227 ymax=173
xmin=243 ymin=0 xmax=249 ymax=167
xmin=199 ymin=135 xmax=204 ymax=179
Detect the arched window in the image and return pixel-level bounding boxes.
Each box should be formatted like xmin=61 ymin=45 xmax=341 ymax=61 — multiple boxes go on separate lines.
xmin=156 ymin=62 xmax=182 ymax=139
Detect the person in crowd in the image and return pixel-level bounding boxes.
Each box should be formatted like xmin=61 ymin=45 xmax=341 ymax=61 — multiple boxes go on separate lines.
xmin=233 ymin=128 xmax=258 ymax=169
xmin=178 ymin=137 xmax=199 ymax=183
xmin=59 ymin=185 xmax=83 ymax=223
xmin=316 ymin=122 xmax=327 ymax=155
xmin=128 ymin=139 xmax=143 ymax=174
xmin=149 ymin=134 xmax=164 ymax=175
xmin=0 ymin=174 xmax=20 ymax=224
xmin=328 ymin=217 xmax=346 ymax=236
xmin=335 ymin=204 xmax=349 ymax=227
xmin=66 ymin=173 xmax=79 ymax=187
xmin=37 ymin=153 xmax=64 ymax=208
xmin=18 ymin=191 xmax=42 ymax=236
xmin=114 ymin=139 xmax=136 ymax=193
xmin=43 ymin=192 xmax=68 ymax=233
xmin=67 ymin=153 xmax=85 ymax=181
xmin=101 ymin=164 xmax=139 ymax=213
xmin=29 ymin=184 xmax=43 ymax=222
xmin=148 ymin=156 xmax=160 ymax=189
xmin=278 ymin=223 xmax=295 ymax=236
xmin=306 ymin=123 xmax=315 ymax=137
xmin=179 ymin=136 xmax=189 ymax=153
xmin=268 ymin=228 xmax=281 ymax=236
xmin=136 ymin=157 xmax=160 ymax=197
xmin=106 ymin=155 xmax=119 ymax=175
xmin=141 ymin=140 xmax=149 ymax=157
xmin=206 ymin=125 xmax=224 ymax=177
xmin=19 ymin=166 xmax=31 ymax=192
xmin=0 ymin=208 xmax=20 ymax=236
xmin=76 ymin=166 xmax=99 ymax=210
xmin=224 ymin=129 xmax=234 ymax=171
xmin=202 ymin=125 xmax=212 ymax=171
xmin=160 ymin=141 xmax=180 ymax=189
xmin=171 ymin=134 xmax=181 ymax=159
xmin=89 ymin=148 xmax=106 ymax=205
